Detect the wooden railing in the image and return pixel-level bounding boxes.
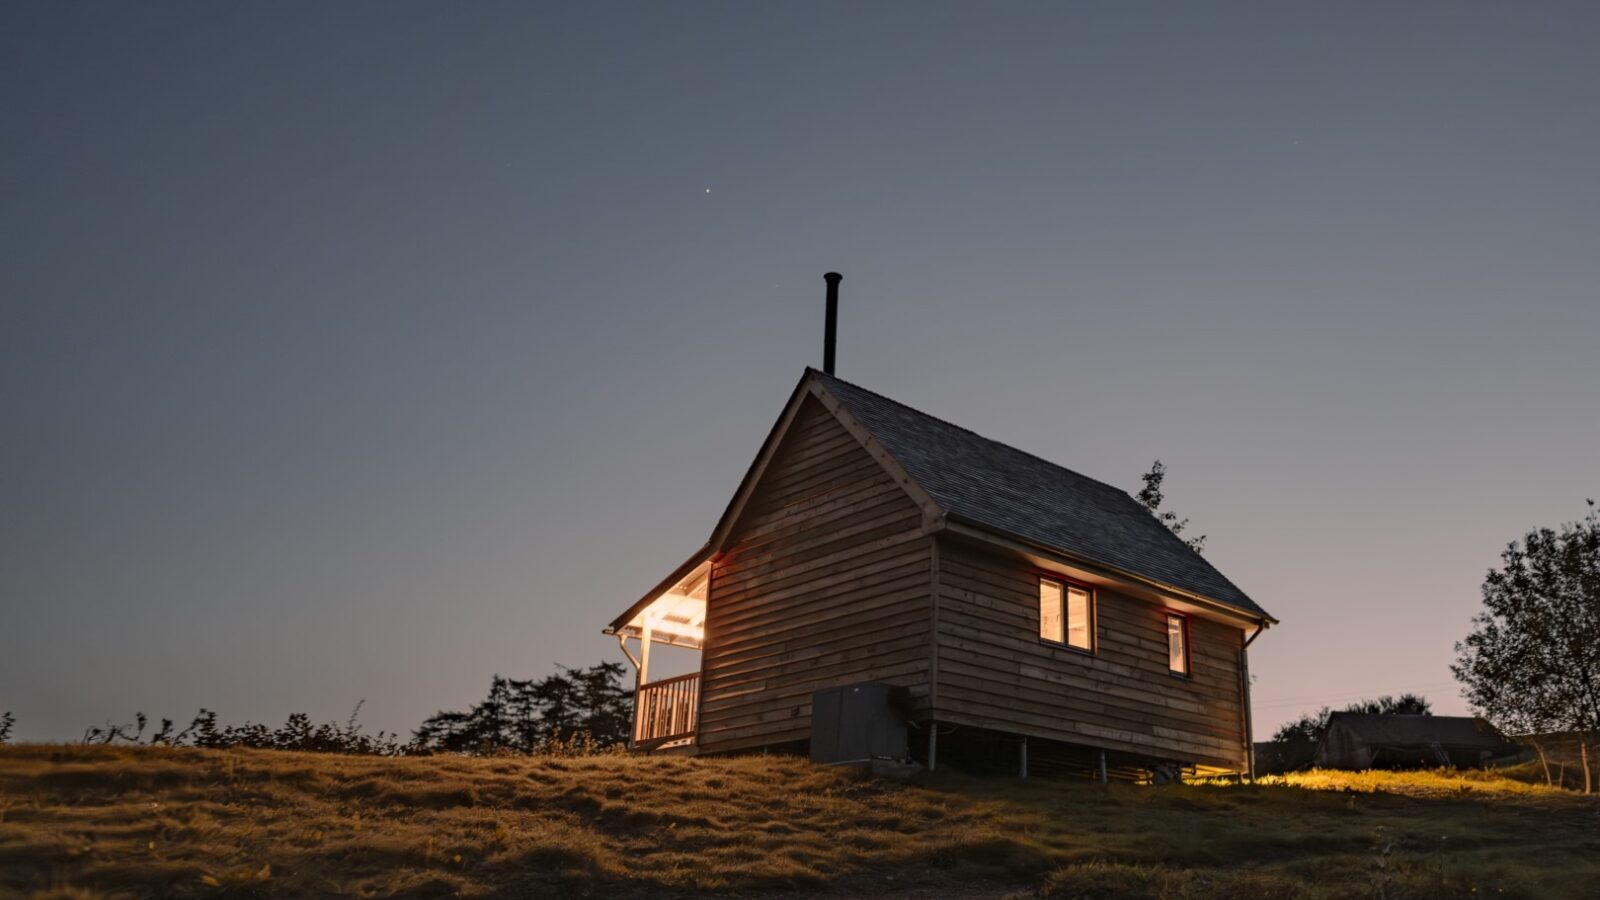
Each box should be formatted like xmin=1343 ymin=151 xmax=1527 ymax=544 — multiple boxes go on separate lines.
xmin=633 ymin=672 xmax=700 ymax=746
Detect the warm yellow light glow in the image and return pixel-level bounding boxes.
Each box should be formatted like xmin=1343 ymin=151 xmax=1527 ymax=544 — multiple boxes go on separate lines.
xmin=1039 ymin=577 xmax=1092 ymax=650
xmin=1039 ymin=579 xmax=1062 ymax=641
xmin=1167 ymin=615 xmax=1188 ymax=673
xmin=1066 ymin=585 xmax=1091 ymax=650
xmin=624 ymin=561 xmax=709 ymax=645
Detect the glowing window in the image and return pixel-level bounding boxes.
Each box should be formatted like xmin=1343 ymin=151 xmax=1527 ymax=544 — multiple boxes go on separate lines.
xmin=1038 ymin=579 xmax=1062 ymax=642
xmin=1066 ymin=586 xmax=1091 ymax=650
xmin=1039 ymin=577 xmax=1093 ymax=651
xmin=1167 ymin=615 xmax=1189 ymax=675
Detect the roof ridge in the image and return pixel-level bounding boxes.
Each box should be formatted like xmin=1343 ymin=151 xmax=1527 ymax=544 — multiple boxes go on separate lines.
xmin=808 ymin=367 xmax=1139 ymax=501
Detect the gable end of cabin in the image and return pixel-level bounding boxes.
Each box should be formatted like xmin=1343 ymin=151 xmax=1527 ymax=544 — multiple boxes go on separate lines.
xmin=695 ymin=393 xmax=936 ymax=755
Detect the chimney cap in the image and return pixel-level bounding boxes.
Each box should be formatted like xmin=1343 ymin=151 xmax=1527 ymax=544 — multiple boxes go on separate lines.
xmin=823 ymin=272 xmax=843 ymax=283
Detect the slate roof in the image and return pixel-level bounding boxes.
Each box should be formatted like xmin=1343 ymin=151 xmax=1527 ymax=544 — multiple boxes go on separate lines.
xmin=811 ymin=369 xmax=1271 ymax=621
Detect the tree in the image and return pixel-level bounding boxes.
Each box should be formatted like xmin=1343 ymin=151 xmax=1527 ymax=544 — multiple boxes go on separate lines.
xmin=528 ymin=669 xmax=583 ymax=742
xmin=412 ymin=710 xmax=473 ymax=753
xmin=573 ymin=662 xmax=633 ymax=746
xmin=412 ymin=663 xmax=634 ymax=754
xmin=1136 ymin=460 xmax=1206 ymax=554
xmin=467 ymin=675 xmax=514 ymax=753
xmin=1453 ymin=501 xmax=1600 ymax=793
xmin=504 ymin=677 xmax=544 ymax=752
xmin=1271 ymin=694 xmax=1433 ymax=743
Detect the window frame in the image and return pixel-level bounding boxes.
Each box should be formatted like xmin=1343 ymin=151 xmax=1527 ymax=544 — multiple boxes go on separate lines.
xmin=1165 ymin=612 xmax=1191 ymax=677
xmin=1036 ymin=573 xmax=1096 ymax=655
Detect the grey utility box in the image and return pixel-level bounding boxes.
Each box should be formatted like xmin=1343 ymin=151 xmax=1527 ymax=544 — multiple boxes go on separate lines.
xmin=810 ymin=682 xmax=909 ymax=765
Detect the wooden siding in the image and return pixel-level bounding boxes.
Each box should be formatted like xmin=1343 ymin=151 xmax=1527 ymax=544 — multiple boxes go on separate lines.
xmin=932 ymin=538 xmax=1249 ymax=770
xmin=698 ymin=396 xmax=932 ymax=755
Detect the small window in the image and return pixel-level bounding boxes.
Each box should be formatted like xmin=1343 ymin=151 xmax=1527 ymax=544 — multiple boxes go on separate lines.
xmin=1039 ymin=577 xmax=1093 ymax=651
xmin=1066 ymin=586 xmax=1091 ymax=650
xmin=1167 ymin=614 xmax=1189 ymax=675
xmin=1038 ymin=579 xmax=1062 ymax=643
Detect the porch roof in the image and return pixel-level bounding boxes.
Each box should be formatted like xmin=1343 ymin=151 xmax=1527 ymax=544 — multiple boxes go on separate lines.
xmin=604 ymin=546 xmax=710 ymax=649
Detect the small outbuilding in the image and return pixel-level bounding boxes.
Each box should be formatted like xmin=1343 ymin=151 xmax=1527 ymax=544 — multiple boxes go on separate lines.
xmin=1313 ymin=713 xmax=1522 ymax=770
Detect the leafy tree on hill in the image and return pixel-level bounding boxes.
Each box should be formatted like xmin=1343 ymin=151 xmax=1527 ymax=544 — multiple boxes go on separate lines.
xmin=1137 ymin=460 xmax=1206 ymax=555
xmin=1271 ymin=694 xmax=1433 ymax=743
xmin=1454 ymin=501 xmax=1600 ymax=793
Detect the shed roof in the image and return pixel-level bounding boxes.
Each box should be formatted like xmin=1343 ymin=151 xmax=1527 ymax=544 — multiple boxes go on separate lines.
xmin=1324 ymin=713 xmax=1516 ymax=749
xmin=811 ymin=370 xmax=1270 ymax=620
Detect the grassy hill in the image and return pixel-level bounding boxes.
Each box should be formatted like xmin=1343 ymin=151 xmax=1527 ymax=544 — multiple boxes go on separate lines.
xmin=1 ymin=745 xmax=1596 ymax=899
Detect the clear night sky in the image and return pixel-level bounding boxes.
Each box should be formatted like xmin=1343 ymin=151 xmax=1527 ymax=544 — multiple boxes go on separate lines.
xmin=3 ymin=2 xmax=1597 ymax=742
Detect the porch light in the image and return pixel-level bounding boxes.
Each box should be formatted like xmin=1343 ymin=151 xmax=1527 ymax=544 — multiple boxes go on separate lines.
xmin=619 ymin=559 xmax=710 ymax=648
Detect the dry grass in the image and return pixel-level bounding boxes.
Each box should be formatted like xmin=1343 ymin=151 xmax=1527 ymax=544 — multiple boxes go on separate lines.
xmin=1 ymin=746 xmax=1596 ymax=899
xmin=1257 ymin=765 xmax=1584 ymax=799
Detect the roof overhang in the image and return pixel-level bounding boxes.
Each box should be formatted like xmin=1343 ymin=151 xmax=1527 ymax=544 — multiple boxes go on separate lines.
xmin=603 ymin=546 xmax=712 ymax=649
xmin=940 ymin=516 xmax=1277 ymax=630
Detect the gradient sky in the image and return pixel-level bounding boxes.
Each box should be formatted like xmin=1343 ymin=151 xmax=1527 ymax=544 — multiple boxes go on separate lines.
xmin=3 ymin=2 xmax=1598 ymax=743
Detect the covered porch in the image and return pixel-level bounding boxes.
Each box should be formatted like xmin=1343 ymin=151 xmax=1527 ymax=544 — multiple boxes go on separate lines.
xmin=605 ymin=552 xmax=709 ymax=751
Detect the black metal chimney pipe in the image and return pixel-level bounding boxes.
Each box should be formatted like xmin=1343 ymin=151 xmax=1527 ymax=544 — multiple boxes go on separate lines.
xmin=823 ymin=272 xmax=842 ymax=375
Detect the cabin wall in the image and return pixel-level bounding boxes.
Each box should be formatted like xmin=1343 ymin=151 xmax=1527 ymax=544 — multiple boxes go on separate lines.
xmin=698 ymin=396 xmax=933 ymax=755
xmin=932 ymin=537 xmax=1249 ymax=770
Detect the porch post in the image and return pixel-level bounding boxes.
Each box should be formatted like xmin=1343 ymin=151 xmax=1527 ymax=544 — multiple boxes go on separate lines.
xmin=926 ymin=721 xmax=937 ymax=772
xmin=634 ymin=618 xmax=653 ymax=744
xmin=638 ymin=616 xmax=653 ymax=686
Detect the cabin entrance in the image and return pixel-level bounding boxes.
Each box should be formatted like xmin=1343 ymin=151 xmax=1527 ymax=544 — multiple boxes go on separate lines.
xmin=613 ymin=558 xmax=707 ymax=750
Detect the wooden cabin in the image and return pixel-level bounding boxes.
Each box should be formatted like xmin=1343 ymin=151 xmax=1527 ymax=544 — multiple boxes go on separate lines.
xmin=605 ymin=368 xmax=1276 ymax=777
